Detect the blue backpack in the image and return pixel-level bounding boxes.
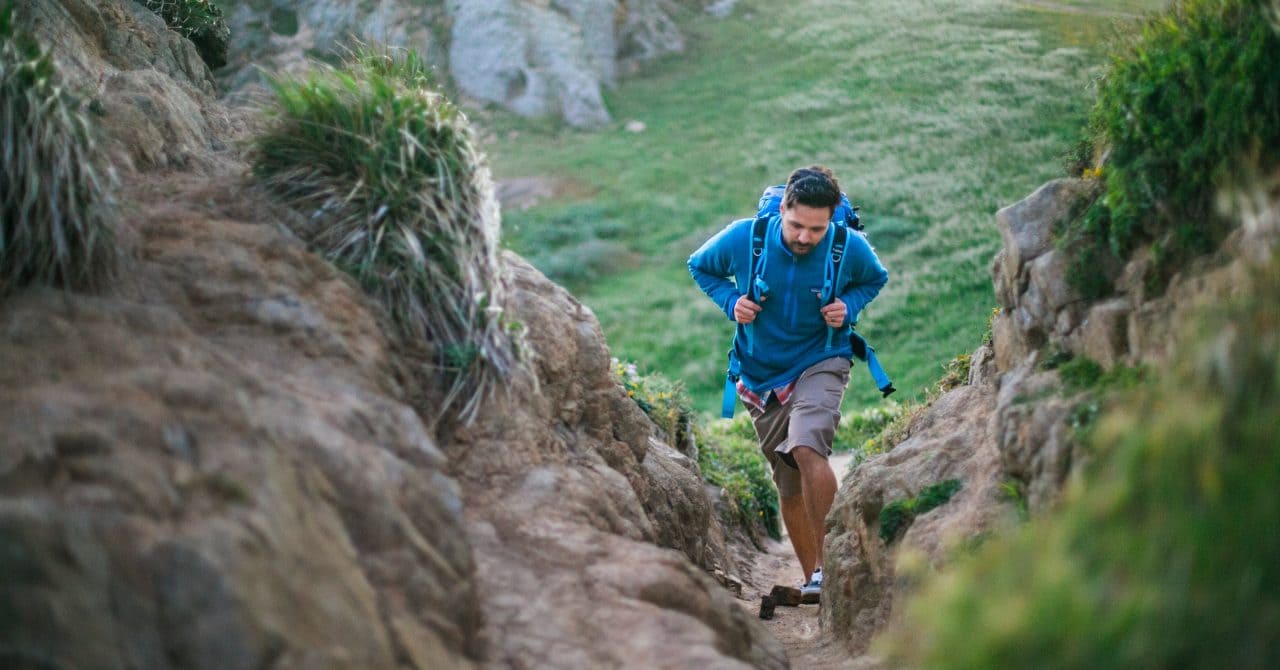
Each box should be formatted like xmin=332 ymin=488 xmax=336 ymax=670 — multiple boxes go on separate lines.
xmin=721 ymin=185 xmax=894 ymax=418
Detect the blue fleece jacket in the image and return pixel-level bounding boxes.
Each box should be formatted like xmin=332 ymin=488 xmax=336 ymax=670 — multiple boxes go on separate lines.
xmin=688 ymin=215 xmax=889 ymax=393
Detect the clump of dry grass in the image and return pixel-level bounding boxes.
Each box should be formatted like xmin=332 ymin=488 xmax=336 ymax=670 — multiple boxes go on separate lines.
xmin=250 ymin=47 xmax=525 ymax=422
xmin=0 ymin=2 xmax=117 ymax=295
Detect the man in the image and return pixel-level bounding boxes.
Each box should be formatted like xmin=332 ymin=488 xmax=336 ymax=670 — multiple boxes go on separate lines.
xmin=688 ymin=166 xmax=889 ymax=596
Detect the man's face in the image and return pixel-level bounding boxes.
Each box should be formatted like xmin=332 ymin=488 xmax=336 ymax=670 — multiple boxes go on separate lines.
xmin=780 ymin=201 xmax=831 ymax=256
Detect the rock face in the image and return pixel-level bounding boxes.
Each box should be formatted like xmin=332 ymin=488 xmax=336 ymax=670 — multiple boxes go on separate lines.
xmin=821 ymin=175 xmax=1280 ymax=656
xmin=16 ymin=0 xmax=236 ymax=174
xmin=219 ymin=0 xmax=697 ymax=127
xmin=1 ymin=3 xmax=785 ymax=668
xmin=820 ymin=350 xmax=1004 ymax=655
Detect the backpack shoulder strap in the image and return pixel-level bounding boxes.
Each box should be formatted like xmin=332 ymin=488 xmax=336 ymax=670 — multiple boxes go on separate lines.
xmin=826 ymin=223 xmax=849 ymax=303
xmin=748 ymin=215 xmax=770 ymax=301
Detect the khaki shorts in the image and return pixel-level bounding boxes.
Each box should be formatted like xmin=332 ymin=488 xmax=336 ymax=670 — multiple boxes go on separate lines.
xmin=747 ymin=357 xmax=850 ymax=498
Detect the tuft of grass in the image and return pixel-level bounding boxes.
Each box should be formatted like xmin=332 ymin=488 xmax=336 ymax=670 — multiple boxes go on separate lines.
xmin=1063 ymin=0 xmax=1280 ymax=297
xmin=140 ymin=0 xmax=230 ymax=69
xmin=879 ymin=478 xmax=963 ymax=544
xmin=0 ymin=1 xmax=117 ymax=295
xmin=882 ymin=256 xmax=1280 ymax=670
xmin=250 ymin=48 xmax=525 ymax=423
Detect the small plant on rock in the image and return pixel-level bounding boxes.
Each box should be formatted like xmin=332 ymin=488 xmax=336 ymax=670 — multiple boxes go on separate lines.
xmin=139 ymin=0 xmax=230 ymax=68
xmin=251 ymin=48 xmax=523 ymax=422
xmin=0 ymin=2 xmax=117 ymax=294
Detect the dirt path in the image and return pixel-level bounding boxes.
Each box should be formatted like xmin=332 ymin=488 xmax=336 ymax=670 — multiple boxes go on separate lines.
xmin=735 ymin=453 xmax=876 ymax=670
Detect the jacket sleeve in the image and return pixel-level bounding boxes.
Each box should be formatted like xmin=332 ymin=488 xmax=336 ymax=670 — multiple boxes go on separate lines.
xmin=688 ymin=220 xmax=746 ymax=321
xmin=837 ymin=231 xmax=889 ymax=327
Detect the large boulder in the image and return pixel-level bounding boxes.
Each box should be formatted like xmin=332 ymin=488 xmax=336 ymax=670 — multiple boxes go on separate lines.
xmin=451 ymin=254 xmax=784 ymax=668
xmin=220 ymin=0 xmax=696 ymax=127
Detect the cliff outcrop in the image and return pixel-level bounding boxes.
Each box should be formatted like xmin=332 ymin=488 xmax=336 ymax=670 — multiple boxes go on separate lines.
xmin=821 ymin=175 xmax=1280 ymax=657
xmin=218 ymin=0 xmax=700 ymax=127
xmin=1 ymin=2 xmax=784 ymax=668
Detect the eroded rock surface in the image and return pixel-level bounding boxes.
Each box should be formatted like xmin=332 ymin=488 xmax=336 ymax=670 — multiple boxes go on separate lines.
xmin=220 ymin=0 xmax=697 ymax=127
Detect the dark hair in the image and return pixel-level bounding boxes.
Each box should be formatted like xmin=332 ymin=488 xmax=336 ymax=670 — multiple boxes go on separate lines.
xmin=782 ymin=165 xmax=841 ymax=215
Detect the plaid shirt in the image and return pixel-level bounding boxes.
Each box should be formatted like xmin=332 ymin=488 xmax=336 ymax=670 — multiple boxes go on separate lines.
xmin=736 ymin=378 xmax=798 ymax=413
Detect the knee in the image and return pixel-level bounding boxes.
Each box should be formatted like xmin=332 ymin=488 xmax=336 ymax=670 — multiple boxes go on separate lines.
xmin=791 ymin=445 xmax=826 ymax=472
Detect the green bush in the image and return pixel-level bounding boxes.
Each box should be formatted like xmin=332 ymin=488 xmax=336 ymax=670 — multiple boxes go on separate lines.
xmin=251 ymin=49 xmax=523 ymax=422
xmin=883 ymin=259 xmax=1280 ymax=669
xmin=140 ymin=0 xmax=230 ymax=68
xmin=701 ymin=414 xmax=781 ymax=540
xmin=0 ymin=2 xmax=117 ymax=294
xmin=1064 ymin=0 xmax=1280 ymax=296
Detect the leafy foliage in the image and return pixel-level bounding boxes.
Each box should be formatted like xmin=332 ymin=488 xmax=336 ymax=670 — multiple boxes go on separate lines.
xmin=879 ymin=479 xmax=963 ymax=543
xmin=884 ymin=256 xmax=1280 ymax=669
xmin=0 ymin=2 xmax=117 ymax=294
xmin=139 ymin=0 xmax=230 ymax=68
xmin=700 ymin=414 xmax=781 ymax=540
xmin=1064 ymin=0 xmax=1280 ymax=296
xmin=250 ymin=48 xmax=524 ymax=422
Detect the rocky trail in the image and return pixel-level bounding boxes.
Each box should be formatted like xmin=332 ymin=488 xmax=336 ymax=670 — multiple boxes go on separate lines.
xmin=735 ymin=453 xmax=870 ymax=670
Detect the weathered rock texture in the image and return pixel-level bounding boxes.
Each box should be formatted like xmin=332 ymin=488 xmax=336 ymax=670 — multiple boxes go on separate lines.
xmin=821 ymin=176 xmax=1280 ymax=658
xmin=219 ymin=0 xmax=699 ymax=127
xmin=15 ymin=0 xmax=237 ymax=174
xmin=1 ymin=3 xmax=785 ymax=668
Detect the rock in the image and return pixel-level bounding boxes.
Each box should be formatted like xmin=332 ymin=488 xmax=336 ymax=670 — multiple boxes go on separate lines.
xmin=448 ymin=0 xmax=612 ymax=127
xmin=991 ymin=360 xmax=1078 ymax=512
xmin=626 ymin=119 xmax=648 ymax=133
xmin=995 ymin=179 xmax=1095 ymax=289
xmin=449 ymin=254 xmax=787 ymax=668
xmin=991 ymin=309 xmax=1031 ymax=373
xmin=1078 ymin=298 xmax=1132 ymax=369
xmin=221 ymin=0 xmax=687 ymax=127
xmin=821 ymin=383 xmax=1003 ymax=653
xmin=0 ymin=190 xmax=483 ymax=669
xmin=17 ymin=0 xmax=233 ymax=175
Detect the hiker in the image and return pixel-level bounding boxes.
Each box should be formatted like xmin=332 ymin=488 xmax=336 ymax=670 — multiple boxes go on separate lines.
xmin=688 ymin=165 xmax=889 ymax=596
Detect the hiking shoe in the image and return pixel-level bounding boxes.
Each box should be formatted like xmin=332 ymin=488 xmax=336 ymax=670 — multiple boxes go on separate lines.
xmin=800 ymin=567 xmax=822 ymax=597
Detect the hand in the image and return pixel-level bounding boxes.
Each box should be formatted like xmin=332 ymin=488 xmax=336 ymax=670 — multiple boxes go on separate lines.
xmin=820 ymin=300 xmax=847 ymax=328
xmin=734 ymin=296 xmax=763 ymax=324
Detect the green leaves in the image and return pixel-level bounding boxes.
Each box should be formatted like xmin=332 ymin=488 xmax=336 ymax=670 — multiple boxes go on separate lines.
xmin=878 ymin=479 xmax=963 ymax=544
xmin=1066 ymin=0 xmax=1280 ymax=295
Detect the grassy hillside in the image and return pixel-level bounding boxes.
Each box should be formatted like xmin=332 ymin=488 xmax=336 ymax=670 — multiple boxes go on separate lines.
xmin=481 ymin=0 xmax=1166 ymax=414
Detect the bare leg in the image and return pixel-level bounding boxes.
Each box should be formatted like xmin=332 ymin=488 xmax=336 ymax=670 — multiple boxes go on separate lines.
xmin=780 ymin=493 xmax=817 ymax=583
xmin=792 ymin=446 xmax=838 ymax=570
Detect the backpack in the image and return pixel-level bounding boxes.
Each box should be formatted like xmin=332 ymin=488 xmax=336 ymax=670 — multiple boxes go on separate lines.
xmin=720 ymin=185 xmax=894 ymax=418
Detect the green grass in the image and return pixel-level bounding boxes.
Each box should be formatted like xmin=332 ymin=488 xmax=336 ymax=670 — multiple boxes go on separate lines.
xmin=482 ymin=0 xmax=1168 ymax=415
xmin=250 ymin=50 xmax=525 ymax=422
xmin=0 ymin=1 xmax=117 ymax=294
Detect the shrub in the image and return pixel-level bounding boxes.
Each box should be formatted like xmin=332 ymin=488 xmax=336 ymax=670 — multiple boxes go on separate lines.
xmin=140 ymin=0 xmax=230 ymax=68
xmin=879 ymin=479 xmax=963 ymax=544
xmin=882 ymin=258 xmax=1280 ymax=669
xmin=701 ymin=415 xmax=781 ymax=540
xmin=0 ymin=2 xmax=117 ymax=294
xmin=1064 ymin=0 xmax=1280 ymax=295
xmin=251 ymin=49 xmax=523 ymax=422
xmin=612 ymin=357 xmax=695 ymax=450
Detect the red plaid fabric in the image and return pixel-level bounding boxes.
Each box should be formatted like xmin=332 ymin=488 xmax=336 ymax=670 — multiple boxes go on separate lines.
xmin=736 ymin=378 xmax=798 ymax=413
